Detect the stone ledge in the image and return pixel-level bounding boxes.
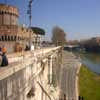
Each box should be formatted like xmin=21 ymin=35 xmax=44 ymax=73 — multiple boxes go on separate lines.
xmin=0 ymin=47 xmax=61 ymax=81
xmin=8 ymin=47 xmax=61 ymax=63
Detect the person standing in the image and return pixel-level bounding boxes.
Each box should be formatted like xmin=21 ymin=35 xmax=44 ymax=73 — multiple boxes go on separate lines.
xmin=1 ymin=46 xmax=8 ymax=67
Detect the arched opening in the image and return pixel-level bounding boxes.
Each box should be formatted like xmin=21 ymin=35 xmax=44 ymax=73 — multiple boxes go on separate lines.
xmin=5 ymin=35 xmax=7 ymax=41
xmin=2 ymin=36 xmax=4 ymax=41
xmin=8 ymin=36 xmax=10 ymax=41
xmin=14 ymin=36 xmax=16 ymax=41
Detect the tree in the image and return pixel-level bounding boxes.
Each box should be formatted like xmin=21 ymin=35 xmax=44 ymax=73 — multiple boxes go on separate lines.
xmin=52 ymin=26 xmax=66 ymax=46
xmin=31 ymin=27 xmax=45 ymax=35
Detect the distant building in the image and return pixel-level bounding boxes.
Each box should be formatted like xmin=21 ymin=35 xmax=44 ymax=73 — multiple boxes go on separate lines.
xmin=93 ymin=37 xmax=100 ymax=45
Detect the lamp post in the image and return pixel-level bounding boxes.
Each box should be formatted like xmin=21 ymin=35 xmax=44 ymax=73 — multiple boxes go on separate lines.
xmin=27 ymin=0 xmax=34 ymax=48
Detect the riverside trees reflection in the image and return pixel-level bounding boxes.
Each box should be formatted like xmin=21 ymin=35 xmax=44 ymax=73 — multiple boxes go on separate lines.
xmin=77 ymin=52 xmax=100 ymax=74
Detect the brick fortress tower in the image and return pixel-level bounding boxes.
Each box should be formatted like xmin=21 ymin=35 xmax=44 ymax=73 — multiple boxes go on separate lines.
xmin=0 ymin=4 xmax=33 ymax=53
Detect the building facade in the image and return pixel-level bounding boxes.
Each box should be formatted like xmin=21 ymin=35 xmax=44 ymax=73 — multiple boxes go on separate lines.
xmin=0 ymin=4 xmax=42 ymax=53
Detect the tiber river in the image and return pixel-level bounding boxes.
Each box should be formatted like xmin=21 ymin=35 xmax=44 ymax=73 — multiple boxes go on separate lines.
xmin=76 ymin=52 xmax=100 ymax=74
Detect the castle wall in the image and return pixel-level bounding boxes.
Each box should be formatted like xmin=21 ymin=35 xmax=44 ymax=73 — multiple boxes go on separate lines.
xmin=0 ymin=4 xmax=19 ymax=26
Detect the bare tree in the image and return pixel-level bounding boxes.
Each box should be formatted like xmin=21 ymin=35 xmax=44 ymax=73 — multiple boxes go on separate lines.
xmin=52 ymin=26 xmax=66 ymax=46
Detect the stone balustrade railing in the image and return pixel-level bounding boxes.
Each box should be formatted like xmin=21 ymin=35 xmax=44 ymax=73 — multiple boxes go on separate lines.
xmin=0 ymin=46 xmax=62 ymax=100
xmin=0 ymin=46 xmax=61 ymax=80
xmin=8 ymin=46 xmax=61 ymax=63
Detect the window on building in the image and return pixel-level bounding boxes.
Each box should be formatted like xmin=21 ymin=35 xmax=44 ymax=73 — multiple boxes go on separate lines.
xmin=5 ymin=35 xmax=7 ymax=41
xmin=8 ymin=36 xmax=10 ymax=41
xmin=2 ymin=36 xmax=4 ymax=41
xmin=14 ymin=36 xmax=16 ymax=41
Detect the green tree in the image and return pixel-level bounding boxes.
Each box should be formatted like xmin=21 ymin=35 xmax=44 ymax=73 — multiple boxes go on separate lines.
xmin=31 ymin=27 xmax=45 ymax=35
xmin=52 ymin=26 xmax=66 ymax=46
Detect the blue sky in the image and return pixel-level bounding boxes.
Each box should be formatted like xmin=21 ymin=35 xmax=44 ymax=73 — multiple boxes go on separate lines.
xmin=1 ymin=0 xmax=100 ymax=40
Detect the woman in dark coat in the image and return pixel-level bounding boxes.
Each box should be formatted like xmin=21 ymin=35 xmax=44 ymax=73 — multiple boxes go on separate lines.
xmin=1 ymin=52 xmax=8 ymax=66
xmin=0 ymin=46 xmax=8 ymax=67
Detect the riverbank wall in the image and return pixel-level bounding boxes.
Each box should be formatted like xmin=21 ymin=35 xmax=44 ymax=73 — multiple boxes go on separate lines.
xmin=59 ymin=51 xmax=81 ymax=100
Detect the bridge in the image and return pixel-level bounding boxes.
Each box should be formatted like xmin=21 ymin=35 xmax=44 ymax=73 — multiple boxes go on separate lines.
xmin=64 ymin=45 xmax=81 ymax=51
xmin=0 ymin=47 xmax=62 ymax=100
xmin=0 ymin=47 xmax=81 ymax=100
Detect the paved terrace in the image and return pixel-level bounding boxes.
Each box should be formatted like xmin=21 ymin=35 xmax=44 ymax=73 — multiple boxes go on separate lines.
xmin=59 ymin=51 xmax=81 ymax=100
xmin=0 ymin=47 xmax=61 ymax=80
xmin=0 ymin=47 xmax=62 ymax=100
xmin=0 ymin=47 xmax=81 ymax=100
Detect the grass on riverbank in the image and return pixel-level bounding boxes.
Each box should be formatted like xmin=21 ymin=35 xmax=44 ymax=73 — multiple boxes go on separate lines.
xmin=79 ymin=65 xmax=100 ymax=100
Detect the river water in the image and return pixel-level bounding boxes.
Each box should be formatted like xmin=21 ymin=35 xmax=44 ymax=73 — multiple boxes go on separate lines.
xmin=76 ymin=52 xmax=100 ymax=74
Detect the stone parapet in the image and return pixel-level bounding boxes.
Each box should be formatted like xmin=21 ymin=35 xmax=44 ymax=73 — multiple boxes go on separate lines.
xmin=0 ymin=47 xmax=61 ymax=80
xmin=0 ymin=47 xmax=62 ymax=100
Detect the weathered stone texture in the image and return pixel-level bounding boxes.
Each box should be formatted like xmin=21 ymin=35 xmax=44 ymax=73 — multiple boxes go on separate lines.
xmin=0 ymin=47 xmax=62 ymax=100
